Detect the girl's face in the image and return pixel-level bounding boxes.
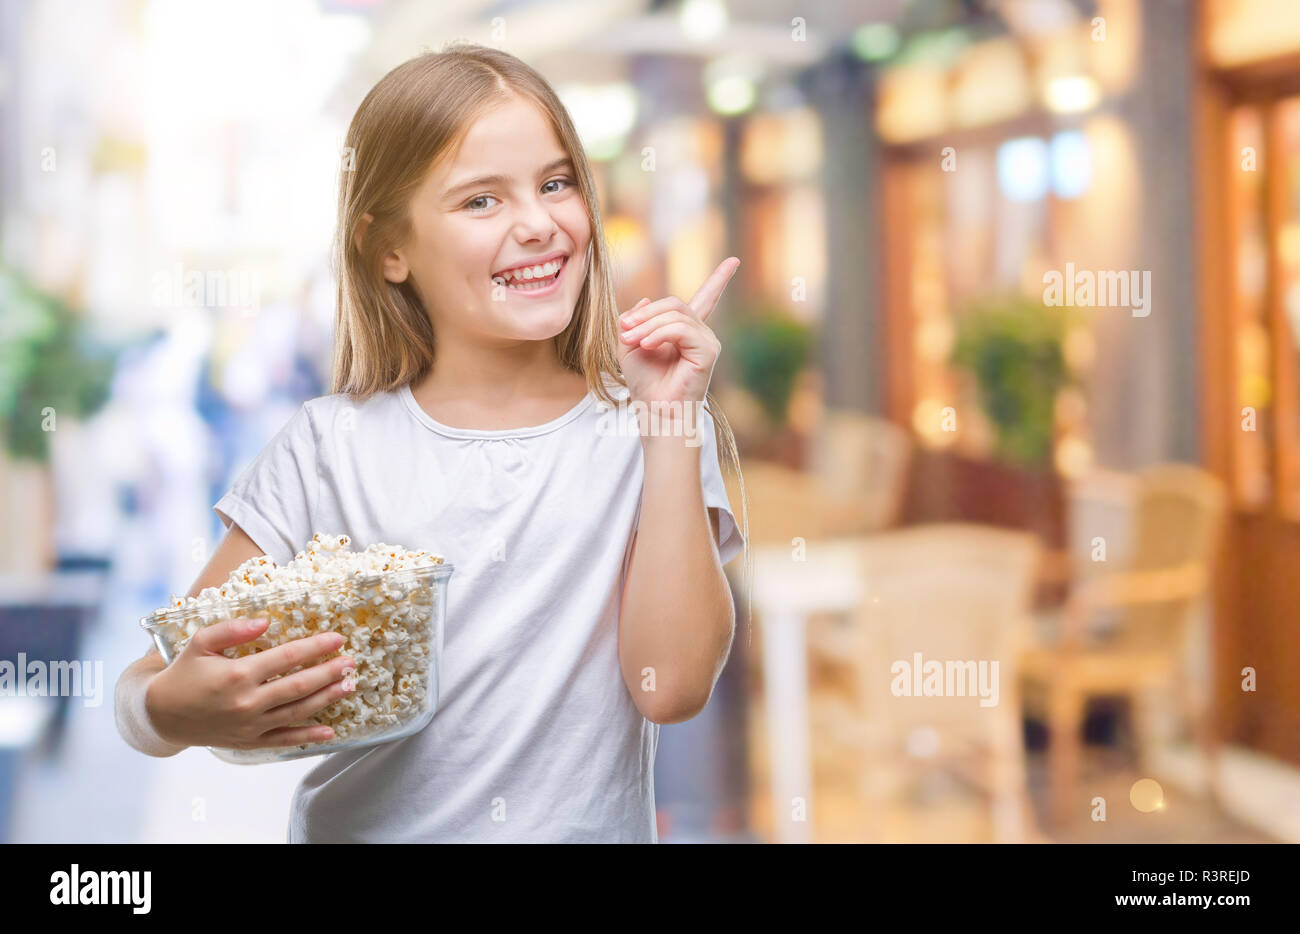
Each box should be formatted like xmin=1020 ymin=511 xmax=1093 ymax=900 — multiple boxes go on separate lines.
xmin=385 ymin=96 xmax=592 ymax=346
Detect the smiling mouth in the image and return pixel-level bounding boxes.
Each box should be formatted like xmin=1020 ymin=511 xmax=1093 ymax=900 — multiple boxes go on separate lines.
xmin=491 ymin=256 xmax=567 ymax=291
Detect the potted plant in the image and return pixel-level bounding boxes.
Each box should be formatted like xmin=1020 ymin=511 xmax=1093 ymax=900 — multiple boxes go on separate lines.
xmin=0 ymin=266 xmax=117 ymax=574
xmin=722 ymin=304 xmax=816 ymax=467
xmin=942 ymin=292 xmax=1078 ymax=548
xmin=950 ymin=293 xmax=1075 ymax=467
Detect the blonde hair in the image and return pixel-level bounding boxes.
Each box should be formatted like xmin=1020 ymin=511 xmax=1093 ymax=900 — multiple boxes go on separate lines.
xmin=329 ymin=42 xmax=752 ymax=642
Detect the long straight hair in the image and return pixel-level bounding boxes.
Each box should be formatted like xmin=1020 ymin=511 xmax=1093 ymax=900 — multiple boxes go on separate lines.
xmin=329 ymin=41 xmax=752 ymax=640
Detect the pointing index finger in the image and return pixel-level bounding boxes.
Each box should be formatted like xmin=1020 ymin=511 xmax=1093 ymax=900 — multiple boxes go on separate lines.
xmin=688 ymin=257 xmax=740 ymax=323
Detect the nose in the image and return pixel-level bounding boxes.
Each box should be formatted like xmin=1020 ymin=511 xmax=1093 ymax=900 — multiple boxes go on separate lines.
xmin=512 ymin=194 xmax=559 ymax=242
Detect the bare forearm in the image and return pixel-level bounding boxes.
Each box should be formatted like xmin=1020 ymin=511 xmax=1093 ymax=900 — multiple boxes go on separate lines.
xmin=114 ymin=657 xmax=188 ymax=758
xmin=621 ymin=433 xmax=734 ymax=722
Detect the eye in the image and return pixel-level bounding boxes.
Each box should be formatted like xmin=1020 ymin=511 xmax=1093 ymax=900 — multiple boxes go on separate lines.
xmin=465 ymin=194 xmax=498 ymax=214
xmin=543 ymin=177 xmax=574 ymax=194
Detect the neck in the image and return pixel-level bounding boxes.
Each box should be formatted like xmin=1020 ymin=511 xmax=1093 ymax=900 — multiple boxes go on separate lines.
xmin=410 ymin=331 xmax=578 ymax=406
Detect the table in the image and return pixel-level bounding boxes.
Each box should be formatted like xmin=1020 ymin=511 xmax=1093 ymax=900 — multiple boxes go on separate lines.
xmin=740 ymin=539 xmax=865 ymax=844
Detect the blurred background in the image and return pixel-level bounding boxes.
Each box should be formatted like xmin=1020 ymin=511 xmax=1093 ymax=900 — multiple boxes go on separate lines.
xmin=1 ymin=0 xmax=1297 ymax=844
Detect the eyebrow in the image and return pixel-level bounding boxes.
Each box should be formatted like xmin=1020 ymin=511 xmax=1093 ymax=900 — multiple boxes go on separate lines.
xmin=442 ymin=156 xmax=575 ymax=201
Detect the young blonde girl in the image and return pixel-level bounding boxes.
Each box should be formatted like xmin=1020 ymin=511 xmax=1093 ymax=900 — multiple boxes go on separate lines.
xmin=115 ymin=42 xmax=750 ymax=843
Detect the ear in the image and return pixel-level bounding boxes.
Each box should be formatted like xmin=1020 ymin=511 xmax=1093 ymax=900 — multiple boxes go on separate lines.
xmin=354 ymin=212 xmax=410 ymax=285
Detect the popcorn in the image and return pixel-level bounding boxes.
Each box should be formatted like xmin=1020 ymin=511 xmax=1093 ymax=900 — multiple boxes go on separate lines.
xmin=143 ymin=533 xmax=447 ymax=756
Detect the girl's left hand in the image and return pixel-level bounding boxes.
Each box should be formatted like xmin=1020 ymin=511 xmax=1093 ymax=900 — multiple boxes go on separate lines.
xmin=616 ymin=257 xmax=740 ymax=408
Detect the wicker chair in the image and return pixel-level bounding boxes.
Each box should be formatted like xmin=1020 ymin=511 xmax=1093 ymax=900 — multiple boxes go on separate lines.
xmin=722 ymin=410 xmax=913 ymax=549
xmin=807 ymin=523 xmax=1042 ymax=842
xmin=809 ymin=410 xmax=913 ymax=534
xmin=1020 ymin=463 xmax=1227 ymax=825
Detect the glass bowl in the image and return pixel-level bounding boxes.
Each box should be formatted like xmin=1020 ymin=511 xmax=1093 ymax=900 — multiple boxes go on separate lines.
xmin=140 ymin=562 xmax=453 ymax=763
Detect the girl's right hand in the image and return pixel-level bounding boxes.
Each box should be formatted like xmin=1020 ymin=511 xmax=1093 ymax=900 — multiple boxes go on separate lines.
xmin=144 ymin=616 xmax=356 ymax=750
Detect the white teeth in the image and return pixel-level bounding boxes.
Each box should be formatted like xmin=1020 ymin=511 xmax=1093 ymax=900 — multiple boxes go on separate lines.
xmin=506 ymin=276 xmax=555 ymax=291
xmin=493 ymin=258 xmax=564 ymax=283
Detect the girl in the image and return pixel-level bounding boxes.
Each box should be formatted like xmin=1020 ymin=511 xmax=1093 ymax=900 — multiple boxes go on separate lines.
xmin=116 ymin=42 xmax=750 ymax=843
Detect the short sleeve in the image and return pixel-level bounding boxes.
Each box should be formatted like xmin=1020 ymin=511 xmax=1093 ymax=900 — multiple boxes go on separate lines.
xmin=697 ymin=402 xmax=744 ymax=567
xmin=214 ymin=402 xmax=319 ymax=567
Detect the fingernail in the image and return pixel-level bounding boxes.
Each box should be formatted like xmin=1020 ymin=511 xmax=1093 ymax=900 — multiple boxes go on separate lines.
xmin=315 ymin=727 xmax=334 ymax=739
xmin=326 ymin=632 xmax=344 ymax=646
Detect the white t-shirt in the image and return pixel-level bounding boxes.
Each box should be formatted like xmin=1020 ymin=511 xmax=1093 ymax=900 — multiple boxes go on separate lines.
xmin=213 ymin=374 xmax=743 ymax=843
